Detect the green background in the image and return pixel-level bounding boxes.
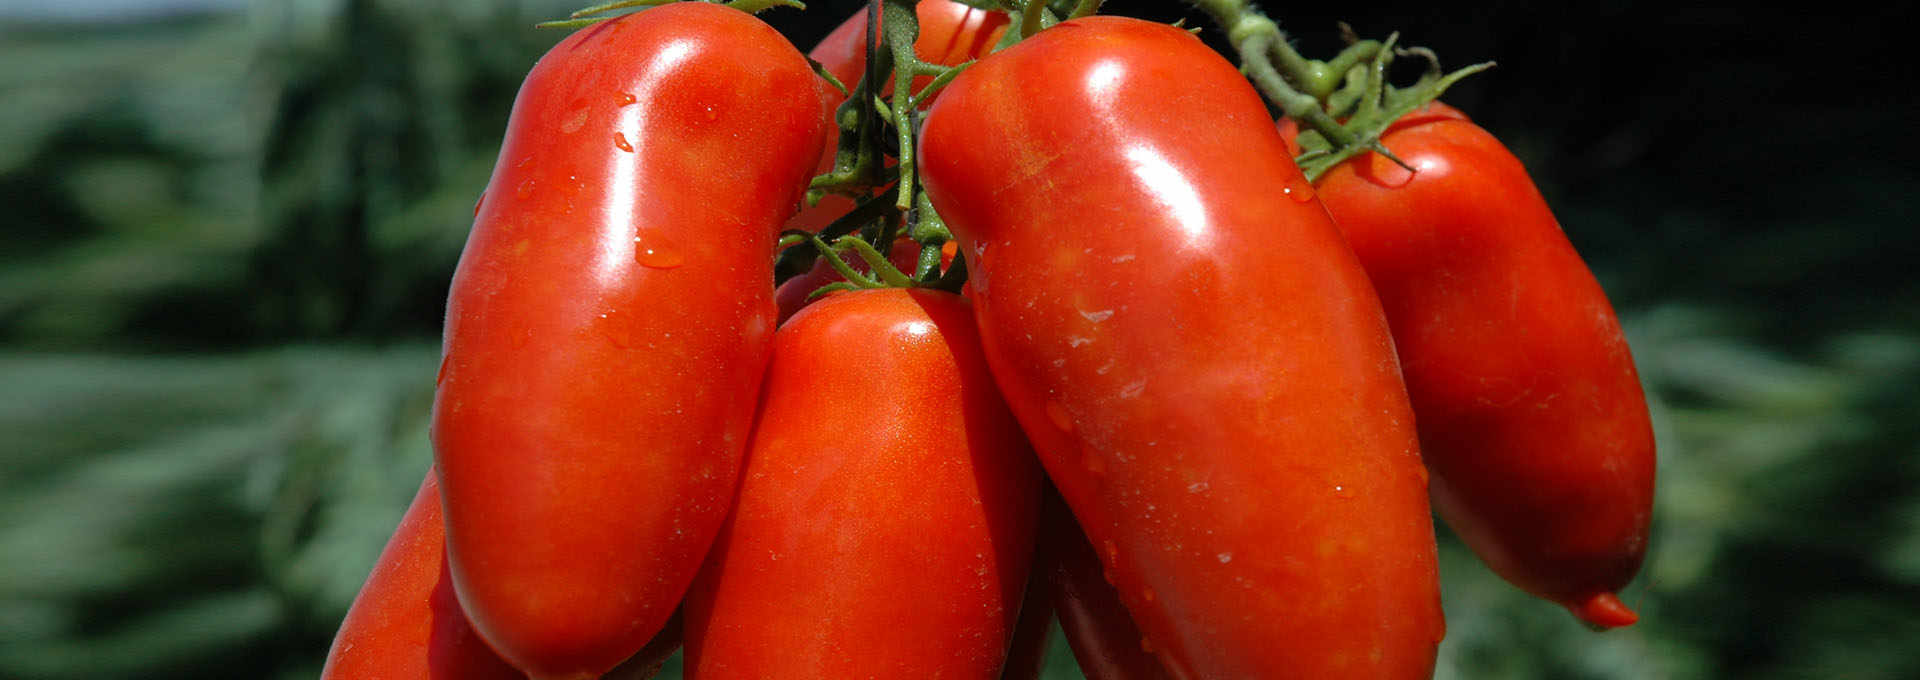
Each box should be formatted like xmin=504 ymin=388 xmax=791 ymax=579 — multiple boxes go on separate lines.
xmin=2 ymin=0 xmax=1914 ymax=677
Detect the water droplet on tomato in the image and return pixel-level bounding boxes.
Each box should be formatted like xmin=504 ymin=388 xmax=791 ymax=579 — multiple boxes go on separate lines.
xmin=435 ymin=353 xmax=453 ymax=385
xmin=1217 ymin=551 xmax=1233 ymax=563
xmin=634 ymin=234 xmax=685 ymax=269
xmin=1187 ymin=481 xmax=1209 ymax=494
xmin=1282 ymin=181 xmax=1316 ymax=202
xmin=613 ymin=132 xmax=633 ymax=153
xmin=471 ymin=192 xmax=485 ymax=217
xmin=1045 ymin=401 xmax=1073 ymax=432
xmin=617 ymin=92 xmax=638 ymax=106
xmin=704 ymin=105 xmax=717 ymax=122
xmin=1333 ymin=484 xmax=1354 ymax=499
xmin=516 ymin=179 xmax=535 ymax=199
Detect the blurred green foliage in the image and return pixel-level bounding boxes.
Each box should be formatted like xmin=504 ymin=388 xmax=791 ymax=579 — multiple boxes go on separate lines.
xmin=0 ymin=1 xmax=1914 ymax=678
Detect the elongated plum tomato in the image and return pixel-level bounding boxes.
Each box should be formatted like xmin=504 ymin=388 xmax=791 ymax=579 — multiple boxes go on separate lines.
xmin=430 ymin=4 xmax=828 ymax=678
xmin=683 ymin=288 xmax=1042 ymax=679
xmin=920 ymin=16 xmax=1443 ymax=679
xmin=1040 ymin=489 xmax=1171 ymax=680
xmin=786 ymin=0 xmax=1008 ymax=232
xmin=1282 ymin=102 xmax=1655 ymax=628
xmin=323 ymin=470 xmax=684 ymax=680
xmin=321 ymin=470 xmax=521 ymax=680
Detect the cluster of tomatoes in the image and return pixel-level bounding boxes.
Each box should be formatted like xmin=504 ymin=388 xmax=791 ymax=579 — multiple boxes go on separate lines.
xmin=321 ymin=1 xmax=1656 ymax=678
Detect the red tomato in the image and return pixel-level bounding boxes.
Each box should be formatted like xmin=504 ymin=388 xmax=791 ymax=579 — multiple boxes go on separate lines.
xmin=998 ymin=546 xmax=1056 ymax=680
xmin=787 ymin=0 xmax=1010 ymax=232
xmin=321 ymin=470 xmax=522 ymax=680
xmin=682 ymin=288 xmax=1042 ymax=679
xmin=430 ymin=4 xmax=828 ymax=677
xmin=323 ymin=471 xmax=683 ymax=680
xmin=1289 ymin=102 xmax=1655 ymax=628
xmin=1041 ymin=489 xmax=1171 ymax=680
xmin=921 ymin=17 xmax=1444 ymax=678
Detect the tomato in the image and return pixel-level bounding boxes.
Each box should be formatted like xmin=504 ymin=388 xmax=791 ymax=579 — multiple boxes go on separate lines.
xmin=1286 ymin=101 xmax=1655 ymax=628
xmin=1041 ymin=489 xmax=1171 ymax=680
xmin=682 ymin=288 xmax=1042 ymax=679
xmin=920 ymin=17 xmax=1443 ymax=678
xmin=786 ymin=0 xmax=1010 ymax=232
xmin=998 ymin=547 xmax=1056 ymax=680
xmin=429 ymin=4 xmax=829 ymax=677
xmin=321 ymin=470 xmax=522 ymax=680
xmin=323 ymin=471 xmax=684 ymax=680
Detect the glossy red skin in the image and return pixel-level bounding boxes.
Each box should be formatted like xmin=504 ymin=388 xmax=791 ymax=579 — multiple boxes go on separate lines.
xmin=322 ymin=471 xmax=522 ymax=680
xmin=1041 ymin=490 xmax=1171 ymax=680
xmin=683 ymin=288 xmax=1042 ymax=679
xmin=787 ymin=0 xmax=1009 ymax=232
xmin=430 ymin=4 xmax=828 ymax=678
xmin=1288 ymin=102 xmax=1655 ymax=628
xmin=921 ymin=17 xmax=1443 ymax=679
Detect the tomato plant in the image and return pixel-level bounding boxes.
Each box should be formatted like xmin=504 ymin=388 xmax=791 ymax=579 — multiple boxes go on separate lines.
xmin=428 ymin=3 xmax=828 ymax=677
xmin=786 ymin=0 xmax=1008 ymax=233
xmin=323 ymin=1 xmax=1662 ymax=676
xmin=921 ymin=15 xmax=1444 ymax=678
xmin=681 ymin=288 xmax=1041 ymax=679
xmin=1285 ymin=101 xmax=1655 ymax=628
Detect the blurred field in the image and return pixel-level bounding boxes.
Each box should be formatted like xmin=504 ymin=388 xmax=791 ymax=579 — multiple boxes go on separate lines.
xmin=2 ymin=1 xmax=1915 ymax=678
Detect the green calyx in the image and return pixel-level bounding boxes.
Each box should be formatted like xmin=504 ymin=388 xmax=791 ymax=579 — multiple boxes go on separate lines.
xmin=779 ymin=0 xmax=976 ymax=296
xmin=1183 ymin=0 xmax=1490 ymax=183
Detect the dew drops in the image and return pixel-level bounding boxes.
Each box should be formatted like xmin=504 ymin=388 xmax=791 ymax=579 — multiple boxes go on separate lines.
xmin=1119 ymin=380 xmax=1146 ymax=399
xmin=1333 ymin=484 xmax=1355 ymax=499
xmin=1111 ymin=253 xmax=1136 ymax=263
xmin=516 ymin=179 xmax=536 ymax=199
xmin=634 ymin=233 xmax=685 ymax=269
xmin=617 ymin=92 xmax=638 ymax=106
xmin=613 ymin=132 xmax=633 ymax=152
xmin=1282 ymin=181 xmax=1316 ymax=202
xmin=1187 ymin=481 xmax=1210 ymax=494
xmin=1217 ymin=551 xmax=1233 ymax=564
xmin=1067 ymin=336 xmax=1092 ymax=347
xmin=1079 ymin=309 xmax=1114 ymax=323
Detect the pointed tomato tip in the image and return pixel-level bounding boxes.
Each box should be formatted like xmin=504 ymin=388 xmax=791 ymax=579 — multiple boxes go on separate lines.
xmin=1570 ymin=592 xmax=1639 ymax=630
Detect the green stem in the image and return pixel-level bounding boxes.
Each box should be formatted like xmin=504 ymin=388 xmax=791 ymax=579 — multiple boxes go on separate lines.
xmin=1067 ymin=0 xmax=1102 ymax=20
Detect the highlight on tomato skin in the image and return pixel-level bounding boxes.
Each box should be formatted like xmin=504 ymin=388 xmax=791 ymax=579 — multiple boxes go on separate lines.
xmin=1285 ymin=101 xmax=1656 ymax=629
xmin=683 ymin=288 xmax=1042 ymax=680
xmin=428 ymin=3 xmax=830 ymax=677
xmin=920 ymin=15 xmax=1443 ymax=679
